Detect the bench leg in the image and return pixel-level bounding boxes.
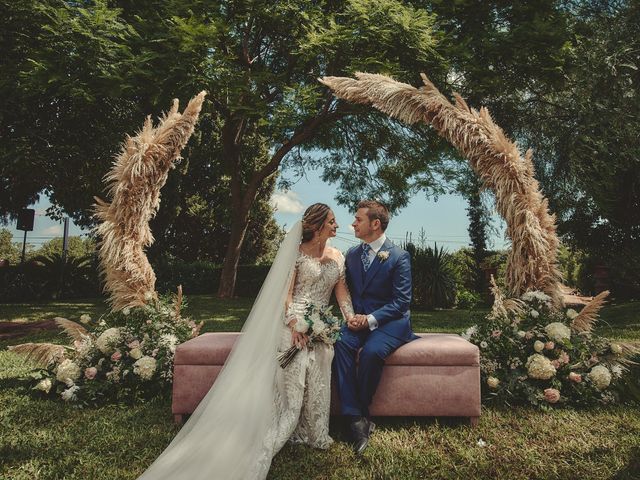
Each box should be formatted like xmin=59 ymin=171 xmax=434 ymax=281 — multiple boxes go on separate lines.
xmin=174 ymin=414 xmax=184 ymax=425
xmin=469 ymin=416 xmax=479 ymax=428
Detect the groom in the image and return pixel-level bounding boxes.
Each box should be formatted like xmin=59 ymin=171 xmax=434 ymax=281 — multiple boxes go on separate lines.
xmin=334 ymin=200 xmax=415 ymax=454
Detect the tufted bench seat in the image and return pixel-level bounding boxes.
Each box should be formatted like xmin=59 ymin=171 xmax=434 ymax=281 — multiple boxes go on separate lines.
xmin=172 ymin=332 xmax=481 ymax=426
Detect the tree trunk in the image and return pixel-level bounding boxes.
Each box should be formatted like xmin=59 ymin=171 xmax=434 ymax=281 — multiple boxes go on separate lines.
xmin=217 ymin=200 xmax=252 ymax=298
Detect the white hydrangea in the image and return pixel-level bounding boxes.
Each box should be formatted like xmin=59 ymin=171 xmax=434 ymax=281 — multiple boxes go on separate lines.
xmin=312 ymin=320 xmax=326 ymax=335
xmin=133 ymin=356 xmax=157 ymax=380
xmin=526 ymin=354 xmax=557 ymax=380
xmin=160 ymin=333 xmax=179 ymax=353
xmin=588 ymin=365 xmax=612 ymax=390
xmin=544 ymin=322 xmax=571 ymax=343
xmin=56 ymin=359 xmax=81 ymax=384
xmin=61 ymin=385 xmax=80 ymax=402
xmin=461 ymin=325 xmax=478 ymax=341
xmin=566 ymin=309 xmax=579 ymax=320
xmin=96 ymin=327 xmax=122 ymax=354
xmin=521 ymin=291 xmax=551 ymax=303
xmin=36 ymin=378 xmax=52 ymax=393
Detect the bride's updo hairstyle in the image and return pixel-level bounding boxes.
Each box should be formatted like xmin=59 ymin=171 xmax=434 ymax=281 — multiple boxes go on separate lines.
xmin=301 ymin=203 xmax=331 ymax=242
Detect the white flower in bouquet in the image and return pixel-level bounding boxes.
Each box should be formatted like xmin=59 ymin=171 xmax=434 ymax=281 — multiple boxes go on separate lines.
xmin=56 ymin=359 xmax=81 ymax=384
xmin=36 ymin=378 xmax=52 ymax=393
xmin=294 ymin=320 xmax=309 ymax=334
xmin=79 ymin=314 xmax=92 ymax=324
xmin=461 ymin=325 xmax=477 ymax=341
xmin=526 ymin=354 xmax=557 ymax=380
xmin=144 ymin=291 xmax=154 ymax=301
xmin=544 ymin=322 xmax=571 ymax=343
xmin=480 ymin=341 xmax=488 ymax=349
xmin=129 ymin=347 xmax=143 ymax=360
xmin=96 ymin=327 xmax=122 ymax=354
xmin=122 ymin=307 xmax=131 ymax=316
xmin=517 ymin=330 xmax=526 ymax=339
xmin=310 ymin=311 xmax=322 ymax=324
xmin=160 ymin=333 xmax=179 ymax=353
xmin=611 ymin=364 xmax=624 ymax=378
xmin=312 ymin=320 xmax=326 ymax=335
xmin=106 ymin=367 xmax=121 ymax=383
xmin=566 ymin=309 xmax=579 ymax=320
xmin=588 ymin=365 xmax=612 ymax=390
xmin=530 ymin=309 xmax=539 ymax=318
xmin=533 ymin=340 xmax=545 ymax=353
xmin=133 ymin=356 xmax=157 ymax=380
xmin=74 ymin=336 xmax=94 ymax=358
xmin=487 ymin=377 xmax=500 ymax=389
xmin=61 ymin=385 xmax=80 ymax=402
xmin=610 ymin=343 xmax=622 ymax=355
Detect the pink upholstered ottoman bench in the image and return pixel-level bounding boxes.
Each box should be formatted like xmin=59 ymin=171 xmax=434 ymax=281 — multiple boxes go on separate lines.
xmin=172 ymin=332 xmax=481 ymax=426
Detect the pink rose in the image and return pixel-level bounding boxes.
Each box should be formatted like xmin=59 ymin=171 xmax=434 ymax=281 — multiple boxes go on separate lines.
xmin=568 ymin=372 xmax=582 ymax=383
xmin=128 ymin=340 xmax=140 ymax=349
xmin=544 ymin=388 xmax=560 ymax=403
xmin=558 ymin=351 xmax=570 ymax=365
xmin=84 ymin=367 xmax=97 ymax=380
xmin=111 ymin=350 xmax=122 ymax=362
xmin=491 ymin=330 xmax=502 ymax=338
xmin=545 ymin=341 xmax=555 ymax=350
xmin=551 ymin=360 xmax=561 ymax=369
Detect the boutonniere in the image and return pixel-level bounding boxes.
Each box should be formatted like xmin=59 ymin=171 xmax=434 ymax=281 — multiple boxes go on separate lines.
xmin=377 ymin=251 xmax=390 ymax=262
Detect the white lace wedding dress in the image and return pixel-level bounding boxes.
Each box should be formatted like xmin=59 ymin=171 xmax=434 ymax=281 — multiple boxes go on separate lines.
xmin=137 ymin=223 xmax=353 ymax=480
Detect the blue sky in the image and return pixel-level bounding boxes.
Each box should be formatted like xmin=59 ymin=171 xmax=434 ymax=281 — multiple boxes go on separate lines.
xmin=7 ymin=168 xmax=508 ymax=253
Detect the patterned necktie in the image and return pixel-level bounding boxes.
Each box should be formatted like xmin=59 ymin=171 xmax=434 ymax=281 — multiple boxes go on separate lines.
xmin=361 ymin=243 xmax=372 ymax=271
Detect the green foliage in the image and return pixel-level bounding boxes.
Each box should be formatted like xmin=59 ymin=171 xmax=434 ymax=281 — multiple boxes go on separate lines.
xmin=406 ymin=242 xmax=457 ymax=309
xmin=0 ymin=228 xmax=21 ymax=264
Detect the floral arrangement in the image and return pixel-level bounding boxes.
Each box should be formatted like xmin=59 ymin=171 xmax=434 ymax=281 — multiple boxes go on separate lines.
xmin=278 ymin=303 xmax=343 ymax=368
xmin=10 ymin=289 xmax=202 ymax=405
xmin=462 ymin=286 xmax=639 ymax=409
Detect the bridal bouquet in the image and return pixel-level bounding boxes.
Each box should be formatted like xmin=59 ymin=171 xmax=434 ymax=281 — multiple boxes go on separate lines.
xmin=278 ymin=303 xmax=343 ymax=368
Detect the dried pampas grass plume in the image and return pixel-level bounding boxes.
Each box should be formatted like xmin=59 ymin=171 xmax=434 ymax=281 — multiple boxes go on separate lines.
xmin=320 ymin=73 xmax=563 ymax=306
xmin=8 ymin=343 xmax=68 ymax=367
xmin=571 ymin=290 xmax=610 ymax=334
xmin=94 ymin=92 xmax=207 ymax=310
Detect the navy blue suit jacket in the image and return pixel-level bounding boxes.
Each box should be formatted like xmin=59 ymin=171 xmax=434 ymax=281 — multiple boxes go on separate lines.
xmin=345 ymin=238 xmax=414 ymax=341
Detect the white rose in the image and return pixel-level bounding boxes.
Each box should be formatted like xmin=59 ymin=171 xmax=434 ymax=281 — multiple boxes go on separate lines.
xmin=36 ymin=378 xmax=52 ymax=394
xmin=56 ymin=359 xmax=81 ymax=384
xmin=129 ymin=347 xmax=143 ymax=360
xmin=122 ymin=307 xmax=131 ymax=316
xmin=526 ymin=354 xmax=557 ymax=380
xmin=610 ymin=343 xmax=622 ymax=355
xmin=566 ymin=309 xmax=579 ymax=320
xmin=61 ymin=385 xmax=80 ymax=402
xmin=487 ymin=377 xmax=500 ymax=389
xmin=133 ymin=356 xmax=157 ymax=380
xmin=96 ymin=327 xmax=122 ymax=354
xmin=533 ymin=340 xmax=545 ymax=353
xmin=294 ymin=320 xmax=309 ymax=334
xmin=588 ymin=365 xmax=612 ymax=390
xmin=530 ymin=309 xmax=539 ymax=318
xmin=79 ymin=314 xmax=91 ymax=324
xmin=517 ymin=330 xmax=526 ymax=339
xmin=544 ymin=322 xmax=571 ymax=343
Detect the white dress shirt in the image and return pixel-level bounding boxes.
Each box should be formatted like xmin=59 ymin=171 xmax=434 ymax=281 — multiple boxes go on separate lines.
xmin=363 ymin=234 xmax=386 ymax=331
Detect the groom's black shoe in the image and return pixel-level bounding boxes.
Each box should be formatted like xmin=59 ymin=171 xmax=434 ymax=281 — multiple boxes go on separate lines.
xmin=349 ymin=416 xmax=375 ymax=455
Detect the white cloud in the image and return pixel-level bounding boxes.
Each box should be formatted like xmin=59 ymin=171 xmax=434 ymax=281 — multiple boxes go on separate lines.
xmin=42 ymin=225 xmax=63 ymax=236
xmin=271 ymin=190 xmax=304 ymax=214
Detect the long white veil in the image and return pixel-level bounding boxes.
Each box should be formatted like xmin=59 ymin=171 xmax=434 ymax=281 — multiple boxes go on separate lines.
xmin=138 ymin=221 xmax=303 ymax=480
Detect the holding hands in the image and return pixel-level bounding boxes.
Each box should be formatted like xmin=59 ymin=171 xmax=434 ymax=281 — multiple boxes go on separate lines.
xmin=348 ymin=314 xmax=369 ymax=331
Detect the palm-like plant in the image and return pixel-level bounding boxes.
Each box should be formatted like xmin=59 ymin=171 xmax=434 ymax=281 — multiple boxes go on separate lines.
xmin=30 ymin=252 xmax=94 ymax=299
xmin=410 ymin=243 xmax=457 ymax=309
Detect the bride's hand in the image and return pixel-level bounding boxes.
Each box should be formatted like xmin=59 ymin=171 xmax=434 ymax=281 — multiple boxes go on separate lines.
xmin=291 ymin=330 xmax=308 ymax=349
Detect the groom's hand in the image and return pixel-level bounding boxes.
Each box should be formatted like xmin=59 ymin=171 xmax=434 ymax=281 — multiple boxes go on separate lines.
xmin=348 ymin=314 xmax=369 ymax=331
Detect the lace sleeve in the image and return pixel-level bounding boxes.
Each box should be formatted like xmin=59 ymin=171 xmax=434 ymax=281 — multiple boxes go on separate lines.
xmin=333 ymin=250 xmax=354 ymax=321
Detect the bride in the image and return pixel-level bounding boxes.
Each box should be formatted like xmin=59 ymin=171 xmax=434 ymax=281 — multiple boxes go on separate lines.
xmin=138 ymin=203 xmax=354 ymax=479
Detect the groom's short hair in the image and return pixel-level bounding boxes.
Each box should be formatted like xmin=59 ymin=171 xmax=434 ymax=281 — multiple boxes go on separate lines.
xmin=358 ymin=200 xmax=389 ymax=231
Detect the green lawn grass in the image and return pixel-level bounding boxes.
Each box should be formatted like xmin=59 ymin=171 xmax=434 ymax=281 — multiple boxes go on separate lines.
xmin=1 ymin=297 xmax=639 ymax=479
